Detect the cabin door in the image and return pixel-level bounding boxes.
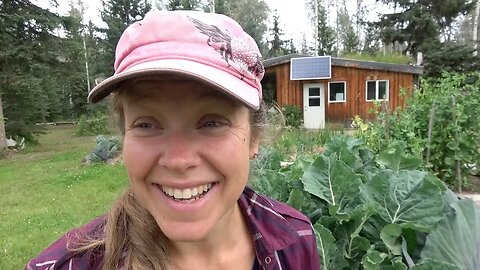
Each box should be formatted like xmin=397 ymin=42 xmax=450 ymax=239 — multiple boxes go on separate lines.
xmin=303 ymin=83 xmax=325 ymax=129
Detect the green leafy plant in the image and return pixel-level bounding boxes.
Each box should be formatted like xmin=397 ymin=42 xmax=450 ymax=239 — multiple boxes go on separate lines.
xmin=75 ymin=113 xmax=114 ymax=136
xmin=352 ymin=72 xmax=480 ymax=191
xmin=250 ymin=136 xmax=480 ymax=269
xmin=84 ymin=135 xmax=122 ymax=164
xmin=281 ymin=104 xmax=303 ymax=128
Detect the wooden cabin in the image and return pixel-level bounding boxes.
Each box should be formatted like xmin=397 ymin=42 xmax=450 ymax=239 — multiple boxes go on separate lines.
xmin=261 ymin=54 xmax=423 ymax=129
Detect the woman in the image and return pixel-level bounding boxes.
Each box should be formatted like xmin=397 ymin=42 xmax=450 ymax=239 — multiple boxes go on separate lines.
xmin=26 ymin=10 xmax=320 ymax=270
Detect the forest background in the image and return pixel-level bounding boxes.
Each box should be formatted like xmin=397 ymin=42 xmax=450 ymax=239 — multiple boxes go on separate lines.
xmin=1 ymin=0 xmax=479 ymax=145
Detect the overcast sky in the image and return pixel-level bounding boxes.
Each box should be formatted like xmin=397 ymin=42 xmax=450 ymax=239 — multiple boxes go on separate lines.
xmin=32 ymin=0 xmax=388 ymax=47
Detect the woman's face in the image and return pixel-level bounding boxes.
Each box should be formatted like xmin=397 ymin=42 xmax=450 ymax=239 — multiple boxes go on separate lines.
xmin=121 ymin=79 xmax=259 ymax=242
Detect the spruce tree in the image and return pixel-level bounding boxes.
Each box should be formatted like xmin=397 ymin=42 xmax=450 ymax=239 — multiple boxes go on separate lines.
xmin=99 ymin=0 xmax=151 ymax=77
xmin=267 ymin=11 xmax=285 ymax=58
xmin=0 ymin=0 xmax=63 ymax=141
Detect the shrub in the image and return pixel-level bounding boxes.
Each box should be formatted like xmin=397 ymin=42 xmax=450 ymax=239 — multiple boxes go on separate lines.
xmin=281 ymin=104 xmax=303 ymax=128
xmin=75 ymin=113 xmax=113 ymax=136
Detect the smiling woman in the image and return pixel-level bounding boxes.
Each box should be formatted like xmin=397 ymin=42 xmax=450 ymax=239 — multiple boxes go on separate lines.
xmin=25 ymin=10 xmax=320 ymax=270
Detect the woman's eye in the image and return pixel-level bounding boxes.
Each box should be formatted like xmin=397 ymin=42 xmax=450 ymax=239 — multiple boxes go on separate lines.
xmin=202 ymin=120 xmax=220 ymax=128
xmin=133 ymin=122 xmax=154 ymax=129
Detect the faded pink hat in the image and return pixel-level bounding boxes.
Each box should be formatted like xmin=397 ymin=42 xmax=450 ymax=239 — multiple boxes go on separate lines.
xmin=88 ymin=10 xmax=265 ymax=110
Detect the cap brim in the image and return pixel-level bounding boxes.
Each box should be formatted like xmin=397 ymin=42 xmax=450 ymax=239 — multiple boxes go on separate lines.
xmin=88 ymin=59 xmax=260 ymax=110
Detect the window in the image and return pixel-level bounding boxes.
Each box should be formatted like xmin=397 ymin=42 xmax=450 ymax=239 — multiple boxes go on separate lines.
xmin=366 ymin=80 xmax=389 ymax=101
xmin=308 ymin=87 xmax=321 ymax=107
xmin=328 ymin=81 xmax=346 ymax=103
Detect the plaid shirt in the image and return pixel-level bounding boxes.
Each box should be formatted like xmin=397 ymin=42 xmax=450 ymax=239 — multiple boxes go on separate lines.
xmin=26 ymin=187 xmax=320 ymax=270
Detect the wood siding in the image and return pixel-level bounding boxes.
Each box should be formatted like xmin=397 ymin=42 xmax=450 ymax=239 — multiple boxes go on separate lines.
xmin=265 ymin=62 xmax=415 ymax=122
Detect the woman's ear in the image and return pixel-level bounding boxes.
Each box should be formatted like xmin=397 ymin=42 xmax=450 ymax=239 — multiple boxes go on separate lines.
xmin=249 ymin=133 xmax=260 ymax=160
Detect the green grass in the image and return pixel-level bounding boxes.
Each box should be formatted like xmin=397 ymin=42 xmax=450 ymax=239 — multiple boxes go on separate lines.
xmin=340 ymin=52 xmax=413 ymax=64
xmin=269 ymin=126 xmax=347 ymax=160
xmin=0 ymin=126 xmax=128 ymax=269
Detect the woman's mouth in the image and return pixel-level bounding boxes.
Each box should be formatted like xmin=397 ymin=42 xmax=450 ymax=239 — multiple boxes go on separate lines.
xmin=158 ymin=182 xmax=217 ymax=202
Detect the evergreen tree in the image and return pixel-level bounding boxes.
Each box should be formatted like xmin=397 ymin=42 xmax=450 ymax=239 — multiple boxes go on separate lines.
xmin=337 ymin=3 xmax=359 ymax=54
xmin=307 ymin=0 xmax=336 ymax=56
xmin=60 ymin=2 xmax=92 ymax=118
xmin=0 ymin=0 xmax=63 ymax=141
xmin=300 ymin=33 xmax=313 ymax=55
xmin=99 ymin=0 xmax=151 ymax=77
xmin=375 ymin=0 xmax=475 ymax=55
xmin=267 ymin=11 xmax=286 ymax=58
xmin=167 ymin=0 xmax=203 ymax=10
xmin=201 ymin=0 xmax=270 ymax=56
xmin=225 ymin=0 xmax=270 ymax=56
xmin=422 ymin=41 xmax=480 ymax=77
xmin=362 ymin=22 xmax=381 ymax=55
xmin=284 ymin=39 xmax=298 ymax=55
xmin=342 ymin=26 xmax=360 ymax=54
xmin=213 ymin=0 xmax=228 ymax=14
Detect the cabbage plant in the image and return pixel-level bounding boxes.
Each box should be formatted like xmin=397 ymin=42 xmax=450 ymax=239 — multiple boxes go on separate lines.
xmin=250 ymin=137 xmax=480 ymax=269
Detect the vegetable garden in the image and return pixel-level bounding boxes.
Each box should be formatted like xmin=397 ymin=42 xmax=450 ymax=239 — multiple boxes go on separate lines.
xmin=250 ymin=72 xmax=480 ymax=269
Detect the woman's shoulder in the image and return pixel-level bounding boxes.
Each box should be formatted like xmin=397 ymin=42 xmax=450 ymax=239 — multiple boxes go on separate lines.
xmin=25 ymin=216 xmax=106 ymax=270
xmin=242 ymin=187 xmax=313 ymax=227
xmin=240 ymin=188 xmax=321 ymax=269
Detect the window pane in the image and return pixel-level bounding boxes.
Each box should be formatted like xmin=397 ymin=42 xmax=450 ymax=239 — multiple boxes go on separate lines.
xmin=309 ymin=87 xmax=320 ymax=96
xmin=309 ymin=98 xmax=321 ymax=106
xmin=330 ymin=82 xmax=345 ymax=101
xmin=378 ymin=81 xmax=387 ymax=100
xmin=367 ymin=81 xmax=376 ymax=101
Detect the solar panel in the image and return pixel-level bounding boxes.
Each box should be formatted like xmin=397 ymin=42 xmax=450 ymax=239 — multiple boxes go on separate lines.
xmin=290 ymin=56 xmax=332 ymax=80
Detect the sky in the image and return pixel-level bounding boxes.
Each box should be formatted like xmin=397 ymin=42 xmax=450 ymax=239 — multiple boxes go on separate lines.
xmin=32 ymin=0 xmax=389 ymax=48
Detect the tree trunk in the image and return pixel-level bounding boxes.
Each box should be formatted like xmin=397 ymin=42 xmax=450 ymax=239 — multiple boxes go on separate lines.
xmin=473 ymin=0 xmax=480 ymax=55
xmin=0 ymin=94 xmax=6 ymax=151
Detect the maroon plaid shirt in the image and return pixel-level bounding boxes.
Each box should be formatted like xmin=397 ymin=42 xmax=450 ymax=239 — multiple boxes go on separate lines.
xmin=26 ymin=187 xmax=320 ymax=270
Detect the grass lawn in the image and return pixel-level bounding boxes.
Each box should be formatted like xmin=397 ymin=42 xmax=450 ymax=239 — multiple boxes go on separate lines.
xmin=0 ymin=125 xmax=128 ymax=269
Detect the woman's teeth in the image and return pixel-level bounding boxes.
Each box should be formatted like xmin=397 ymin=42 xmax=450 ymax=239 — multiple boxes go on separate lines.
xmin=161 ymin=183 xmax=214 ymax=200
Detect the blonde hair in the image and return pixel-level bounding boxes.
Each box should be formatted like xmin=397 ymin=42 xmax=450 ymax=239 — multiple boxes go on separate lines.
xmin=71 ymin=78 xmax=266 ymax=270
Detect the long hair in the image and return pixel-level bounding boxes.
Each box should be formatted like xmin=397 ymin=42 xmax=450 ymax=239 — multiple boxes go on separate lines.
xmin=71 ymin=78 xmax=266 ymax=269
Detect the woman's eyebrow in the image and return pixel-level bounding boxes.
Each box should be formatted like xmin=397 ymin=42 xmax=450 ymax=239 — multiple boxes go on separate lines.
xmin=196 ymin=92 xmax=237 ymax=107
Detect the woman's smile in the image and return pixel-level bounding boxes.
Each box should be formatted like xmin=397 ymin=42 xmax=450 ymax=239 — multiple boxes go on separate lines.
xmin=158 ymin=182 xmax=217 ymax=201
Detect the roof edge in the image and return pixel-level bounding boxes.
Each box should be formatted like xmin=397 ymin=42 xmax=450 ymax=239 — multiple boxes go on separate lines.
xmin=263 ymin=54 xmax=423 ymax=75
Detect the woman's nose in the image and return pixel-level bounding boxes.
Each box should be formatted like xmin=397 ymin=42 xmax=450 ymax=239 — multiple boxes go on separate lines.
xmin=157 ymin=133 xmax=201 ymax=173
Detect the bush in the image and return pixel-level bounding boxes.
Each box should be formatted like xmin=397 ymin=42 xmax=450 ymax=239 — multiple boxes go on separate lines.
xmin=281 ymin=104 xmax=303 ymax=128
xmin=75 ymin=113 xmax=114 ymax=136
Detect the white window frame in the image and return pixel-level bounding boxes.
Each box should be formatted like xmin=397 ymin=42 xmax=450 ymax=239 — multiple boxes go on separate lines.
xmin=328 ymin=81 xmax=347 ymax=103
xmin=366 ymin=80 xmax=389 ymax=102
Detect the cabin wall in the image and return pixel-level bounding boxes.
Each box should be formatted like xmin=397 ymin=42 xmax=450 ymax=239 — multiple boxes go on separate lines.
xmin=266 ymin=62 xmax=415 ymax=122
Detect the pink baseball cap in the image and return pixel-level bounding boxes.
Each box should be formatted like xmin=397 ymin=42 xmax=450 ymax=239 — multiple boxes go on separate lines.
xmin=88 ymin=10 xmax=265 ymax=110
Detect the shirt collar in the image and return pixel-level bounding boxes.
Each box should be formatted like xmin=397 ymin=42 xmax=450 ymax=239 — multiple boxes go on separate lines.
xmin=238 ymin=187 xmax=300 ymax=253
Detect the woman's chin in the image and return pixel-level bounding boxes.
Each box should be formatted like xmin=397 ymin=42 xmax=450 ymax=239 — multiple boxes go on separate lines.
xmin=160 ymin=223 xmax=212 ymax=243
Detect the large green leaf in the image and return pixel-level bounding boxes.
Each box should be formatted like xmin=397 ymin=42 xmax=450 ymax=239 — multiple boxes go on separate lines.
xmin=383 ymin=260 xmax=408 ymax=270
xmin=380 ymin=223 xmax=403 ymax=256
xmin=324 ymin=136 xmax=363 ymax=169
xmin=314 ymin=223 xmax=348 ymax=270
xmin=286 ymin=188 xmax=306 ymax=210
xmin=360 ymin=170 xmax=444 ymax=231
xmin=303 ymin=154 xmax=363 ymax=221
xmin=377 ymin=141 xmax=423 ymax=172
xmin=336 ymin=203 xmax=378 ymax=260
xmin=421 ymin=199 xmax=480 ymax=270
xmin=361 ymin=250 xmax=387 ymax=270
xmin=411 ymin=259 xmax=461 ymax=270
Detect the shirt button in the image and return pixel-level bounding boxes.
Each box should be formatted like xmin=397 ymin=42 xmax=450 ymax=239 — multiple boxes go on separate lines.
xmin=264 ymin=256 xmax=272 ymax=264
